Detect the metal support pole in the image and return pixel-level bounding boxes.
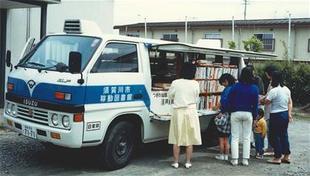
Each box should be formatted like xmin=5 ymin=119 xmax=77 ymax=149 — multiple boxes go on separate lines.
xmin=185 ymin=16 xmax=188 ymax=43
xmin=232 ymin=16 xmax=235 ymax=42
xmin=0 ymin=9 xmax=7 ymax=108
xmin=144 ymin=17 xmax=147 ymax=38
xmin=40 ymin=3 xmax=47 ymax=39
xmin=288 ymin=13 xmax=291 ymax=61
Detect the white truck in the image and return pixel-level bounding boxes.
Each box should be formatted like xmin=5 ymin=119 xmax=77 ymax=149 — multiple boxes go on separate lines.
xmin=2 ymin=20 xmax=276 ymax=170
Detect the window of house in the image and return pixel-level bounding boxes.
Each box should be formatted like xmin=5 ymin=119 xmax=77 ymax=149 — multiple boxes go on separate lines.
xmin=254 ymin=33 xmax=275 ymax=52
xmin=127 ymin=33 xmax=140 ymax=37
xmin=91 ymin=42 xmax=138 ymax=73
xmin=204 ymin=33 xmax=221 ymax=39
xmin=161 ymin=34 xmax=178 ymax=42
xmin=204 ymin=33 xmax=223 ymax=47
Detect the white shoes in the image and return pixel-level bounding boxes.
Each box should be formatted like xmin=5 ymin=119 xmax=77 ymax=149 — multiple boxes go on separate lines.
xmin=242 ymin=159 xmax=249 ymax=166
xmin=230 ymin=159 xmax=238 ymax=166
xmin=171 ymin=162 xmax=192 ymax=169
xmin=215 ymin=154 xmax=225 ymax=160
xmin=171 ymin=162 xmax=179 ymax=169
xmin=215 ymin=154 xmax=229 ymax=161
xmin=230 ymin=159 xmax=249 ymax=166
xmin=184 ymin=162 xmax=192 ymax=169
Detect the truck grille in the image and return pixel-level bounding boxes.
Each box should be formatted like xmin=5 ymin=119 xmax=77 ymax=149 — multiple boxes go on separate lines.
xmin=16 ymin=105 xmax=49 ymax=126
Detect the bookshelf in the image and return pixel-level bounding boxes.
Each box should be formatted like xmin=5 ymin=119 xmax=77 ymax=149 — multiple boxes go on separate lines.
xmin=195 ymin=60 xmax=239 ymax=111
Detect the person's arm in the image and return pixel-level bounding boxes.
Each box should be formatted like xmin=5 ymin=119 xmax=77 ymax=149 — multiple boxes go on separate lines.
xmin=288 ymin=97 xmax=293 ymax=122
xmin=227 ymin=85 xmax=235 ymax=113
xmin=265 ymin=88 xmax=275 ymax=105
xmin=167 ymin=81 xmax=176 ymax=99
xmin=252 ymin=86 xmax=259 ymax=120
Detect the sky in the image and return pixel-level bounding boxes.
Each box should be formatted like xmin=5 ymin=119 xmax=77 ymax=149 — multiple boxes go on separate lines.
xmin=114 ymin=0 xmax=310 ymax=25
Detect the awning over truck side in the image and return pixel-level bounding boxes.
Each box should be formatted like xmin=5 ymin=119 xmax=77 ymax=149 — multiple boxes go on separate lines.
xmin=150 ymin=43 xmax=277 ymax=59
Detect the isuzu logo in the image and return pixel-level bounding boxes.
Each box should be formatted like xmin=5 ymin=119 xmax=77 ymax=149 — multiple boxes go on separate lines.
xmin=27 ymin=80 xmax=36 ymax=89
xmin=23 ymin=99 xmax=38 ymax=107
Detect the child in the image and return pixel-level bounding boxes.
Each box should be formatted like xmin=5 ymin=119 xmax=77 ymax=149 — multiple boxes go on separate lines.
xmin=254 ymin=108 xmax=267 ymax=159
xmin=214 ymin=73 xmax=235 ymax=160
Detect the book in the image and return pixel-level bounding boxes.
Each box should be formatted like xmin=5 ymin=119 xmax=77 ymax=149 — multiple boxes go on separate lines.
xmin=195 ymin=63 xmax=238 ymax=110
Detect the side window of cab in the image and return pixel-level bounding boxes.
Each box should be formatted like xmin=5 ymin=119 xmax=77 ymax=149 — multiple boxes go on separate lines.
xmin=91 ymin=42 xmax=138 ymax=73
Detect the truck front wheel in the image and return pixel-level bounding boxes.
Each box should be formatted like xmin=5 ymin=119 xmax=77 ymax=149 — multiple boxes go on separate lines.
xmin=101 ymin=121 xmax=136 ymax=170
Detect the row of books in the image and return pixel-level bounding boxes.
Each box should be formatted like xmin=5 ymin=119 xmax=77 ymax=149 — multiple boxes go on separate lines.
xmin=198 ymin=80 xmax=225 ymax=93
xmin=198 ymin=95 xmax=221 ymax=110
xmin=195 ymin=66 xmax=239 ymax=80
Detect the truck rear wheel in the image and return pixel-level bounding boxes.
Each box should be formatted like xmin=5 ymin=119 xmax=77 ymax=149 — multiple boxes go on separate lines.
xmin=101 ymin=121 xmax=136 ymax=170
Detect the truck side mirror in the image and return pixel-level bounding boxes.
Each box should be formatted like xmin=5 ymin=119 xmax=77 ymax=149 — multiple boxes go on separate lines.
xmin=69 ymin=51 xmax=82 ymax=73
xmin=6 ymin=50 xmax=12 ymax=67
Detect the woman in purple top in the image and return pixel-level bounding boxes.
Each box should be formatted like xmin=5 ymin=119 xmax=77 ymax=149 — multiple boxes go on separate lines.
xmin=228 ymin=66 xmax=259 ymax=166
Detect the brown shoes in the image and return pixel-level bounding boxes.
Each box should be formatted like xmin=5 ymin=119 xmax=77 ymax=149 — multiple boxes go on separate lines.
xmin=267 ymin=158 xmax=281 ymax=164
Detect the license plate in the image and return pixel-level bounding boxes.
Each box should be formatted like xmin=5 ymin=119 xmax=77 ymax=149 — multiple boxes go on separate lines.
xmin=22 ymin=125 xmax=37 ymax=139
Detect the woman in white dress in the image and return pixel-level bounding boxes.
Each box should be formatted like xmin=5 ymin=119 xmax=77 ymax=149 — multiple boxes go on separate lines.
xmin=168 ymin=62 xmax=201 ymax=169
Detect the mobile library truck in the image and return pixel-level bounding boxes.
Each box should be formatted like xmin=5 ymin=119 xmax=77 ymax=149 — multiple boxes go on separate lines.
xmin=2 ymin=20 xmax=276 ymax=170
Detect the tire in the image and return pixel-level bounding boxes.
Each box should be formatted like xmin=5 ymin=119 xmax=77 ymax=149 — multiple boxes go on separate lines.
xmin=101 ymin=121 xmax=136 ymax=170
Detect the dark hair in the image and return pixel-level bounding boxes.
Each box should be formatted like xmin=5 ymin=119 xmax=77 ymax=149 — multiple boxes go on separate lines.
xmin=271 ymin=71 xmax=284 ymax=87
xmin=219 ymin=73 xmax=236 ymax=86
xmin=180 ymin=62 xmax=197 ymax=80
xmin=264 ymin=65 xmax=277 ymax=77
xmin=258 ymin=108 xmax=264 ymax=118
xmin=239 ymin=66 xmax=254 ymax=84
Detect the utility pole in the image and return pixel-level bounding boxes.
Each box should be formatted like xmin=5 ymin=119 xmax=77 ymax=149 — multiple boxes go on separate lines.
xmin=243 ymin=0 xmax=248 ymax=20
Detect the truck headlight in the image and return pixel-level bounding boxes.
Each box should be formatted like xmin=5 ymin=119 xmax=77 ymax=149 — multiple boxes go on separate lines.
xmin=11 ymin=104 xmax=17 ymax=116
xmin=62 ymin=115 xmax=70 ymax=128
xmin=5 ymin=102 xmax=11 ymax=114
xmin=51 ymin=113 xmax=59 ymax=126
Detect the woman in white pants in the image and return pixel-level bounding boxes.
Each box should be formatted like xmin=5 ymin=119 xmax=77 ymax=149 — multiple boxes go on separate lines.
xmin=228 ymin=67 xmax=259 ymax=166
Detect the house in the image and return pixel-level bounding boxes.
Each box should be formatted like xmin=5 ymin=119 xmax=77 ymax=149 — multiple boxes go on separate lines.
xmin=114 ymin=18 xmax=310 ymax=61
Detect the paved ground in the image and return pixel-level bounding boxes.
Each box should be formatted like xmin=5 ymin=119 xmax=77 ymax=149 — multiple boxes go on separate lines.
xmin=0 ymin=110 xmax=309 ymax=176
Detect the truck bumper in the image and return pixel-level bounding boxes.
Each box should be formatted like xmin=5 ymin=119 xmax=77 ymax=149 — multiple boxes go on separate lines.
xmin=2 ymin=113 xmax=84 ymax=148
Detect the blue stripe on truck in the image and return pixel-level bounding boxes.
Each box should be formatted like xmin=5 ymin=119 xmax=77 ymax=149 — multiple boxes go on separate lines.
xmin=7 ymin=77 xmax=150 ymax=109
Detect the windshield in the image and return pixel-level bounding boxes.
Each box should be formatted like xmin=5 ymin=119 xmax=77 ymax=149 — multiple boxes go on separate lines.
xmin=19 ymin=35 xmax=101 ymax=72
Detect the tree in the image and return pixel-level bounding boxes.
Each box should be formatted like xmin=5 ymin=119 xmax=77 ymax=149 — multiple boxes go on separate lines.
xmin=242 ymin=36 xmax=263 ymax=52
xmin=228 ymin=41 xmax=236 ymax=49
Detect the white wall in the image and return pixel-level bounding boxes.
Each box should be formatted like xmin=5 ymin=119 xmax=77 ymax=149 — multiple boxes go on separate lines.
xmin=5 ymin=0 xmax=114 ymax=84
xmin=47 ymin=0 xmax=114 ymax=34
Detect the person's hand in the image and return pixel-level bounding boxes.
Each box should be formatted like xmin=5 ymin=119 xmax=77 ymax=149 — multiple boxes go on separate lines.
xmin=253 ymin=120 xmax=257 ymax=128
xmin=259 ymin=95 xmax=265 ymax=105
xmin=289 ymin=114 xmax=293 ymax=123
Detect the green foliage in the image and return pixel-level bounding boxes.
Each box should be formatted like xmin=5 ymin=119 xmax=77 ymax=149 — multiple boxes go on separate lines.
xmin=254 ymin=61 xmax=310 ymax=106
xmin=228 ymin=41 xmax=236 ymax=49
xmin=242 ymin=36 xmax=263 ymax=52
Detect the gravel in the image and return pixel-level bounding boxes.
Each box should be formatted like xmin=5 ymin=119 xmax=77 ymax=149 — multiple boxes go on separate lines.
xmin=0 ymin=113 xmax=309 ymax=176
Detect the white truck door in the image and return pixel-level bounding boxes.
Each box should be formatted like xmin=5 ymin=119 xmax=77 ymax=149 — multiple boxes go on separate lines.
xmin=83 ymin=41 xmax=148 ymax=143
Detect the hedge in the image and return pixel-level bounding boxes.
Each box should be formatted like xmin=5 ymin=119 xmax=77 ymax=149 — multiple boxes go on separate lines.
xmin=253 ymin=61 xmax=310 ymax=106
